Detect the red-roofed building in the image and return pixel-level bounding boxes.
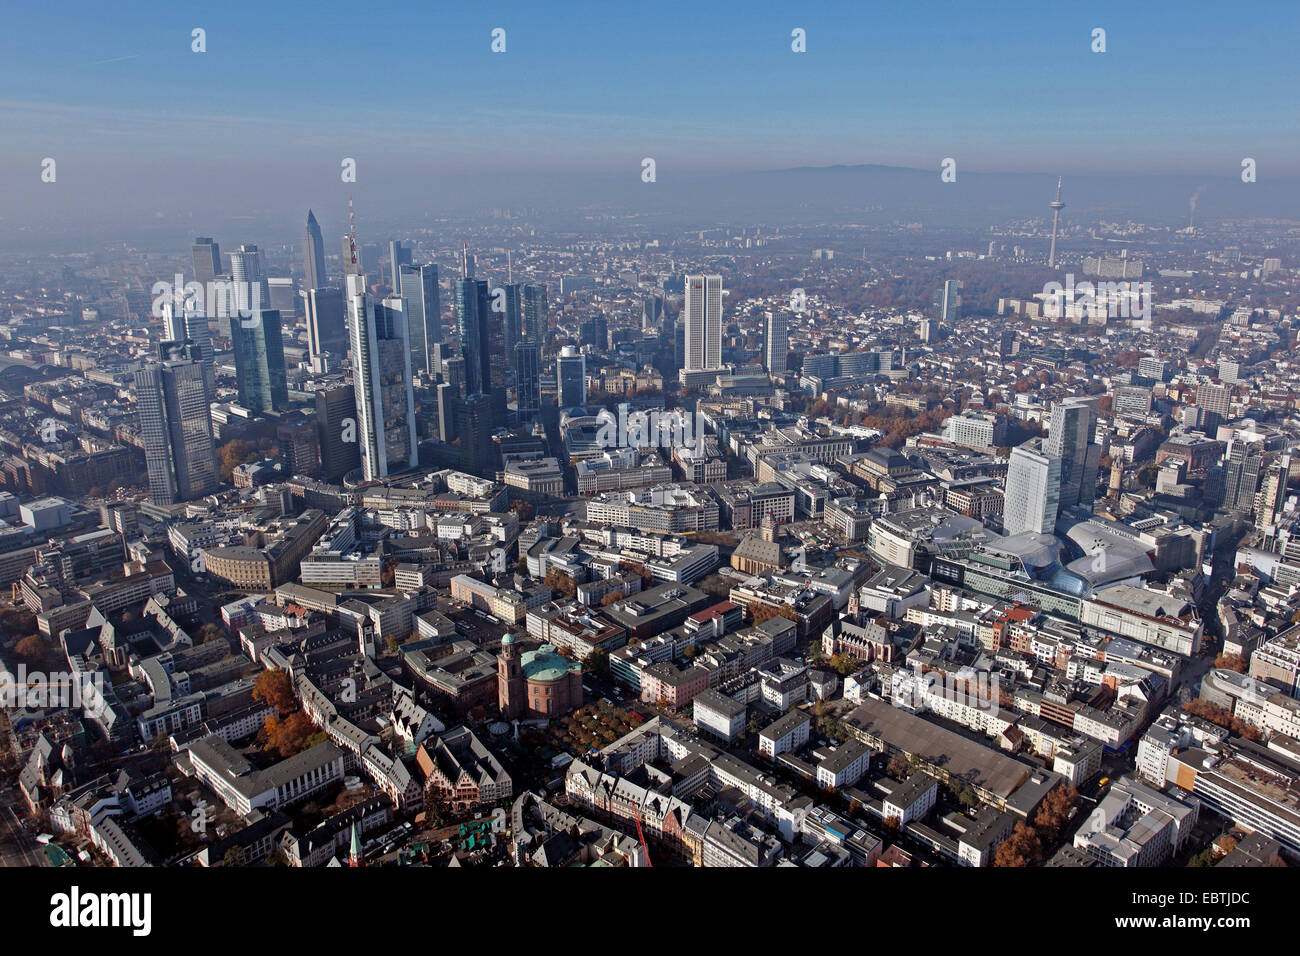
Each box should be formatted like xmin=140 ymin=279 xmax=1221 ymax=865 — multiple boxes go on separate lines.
xmin=685 ymin=601 xmax=743 ymax=638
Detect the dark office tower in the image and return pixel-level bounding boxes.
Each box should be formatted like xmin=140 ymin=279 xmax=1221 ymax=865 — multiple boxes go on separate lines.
xmin=642 ymin=295 xmax=663 ymax=331
xmin=388 ymin=240 xmax=413 ymax=292
xmin=522 ymin=283 xmax=548 ymax=344
xmin=1224 ymin=442 xmax=1263 ymax=512
xmin=514 ymin=341 xmax=540 ymax=421
xmin=581 ymin=315 xmax=607 ymax=350
xmin=399 ymin=264 xmax=441 ymax=376
xmin=454 ymin=278 xmax=492 ymax=396
xmin=674 ymin=318 xmax=686 ymax=369
xmin=192 ymin=237 xmax=221 ymax=285
xmin=277 ymin=418 xmax=322 ymax=478
xmin=1045 ymin=396 xmax=1101 ymax=512
xmin=303 ymin=210 xmax=327 ymax=293
xmin=998 ymin=330 xmax=1018 ymax=360
xmin=304 ymin=287 xmax=347 ymax=369
xmin=486 ymin=306 xmax=508 ymax=425
xmin=347 ymin=274 xmax=418 ymax=480
xmin=229 ymin=309 xmax=289 ymax=413
xmin=315 ymin=386 xmax=361 ymax=482
xmin=135 ymin=356 xmax=218 ymax=505
xmin=436 ymin=383 xmax=457 ymax=442
xmin=452 ymin=392 xmax=495 ymax=476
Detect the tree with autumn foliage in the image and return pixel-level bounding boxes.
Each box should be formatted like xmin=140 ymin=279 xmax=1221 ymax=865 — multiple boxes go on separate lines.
xmin=544 ymin=568 xmax=576 ymax=600
xmin=1214 ymin=653 xmax=1247 ymax=673
xmin=994 ymin=821 xmax=1045 ymax=867
xmin=253 ymin=668 xmax=297 ymax=717
xmin=1032 ymin=783 xmax=1079 ymax=844
xmin=1182 ymin=699 xmax=1262 ymax=742
xmin=263 ymin=709 xmax=321 ymax=758
xmin=14 ymin=633 xmax=50 ymax=663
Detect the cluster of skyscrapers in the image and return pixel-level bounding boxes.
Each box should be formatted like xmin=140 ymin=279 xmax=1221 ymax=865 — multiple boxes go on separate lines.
xmin=138 ymin=207 xmax=589 ymax=500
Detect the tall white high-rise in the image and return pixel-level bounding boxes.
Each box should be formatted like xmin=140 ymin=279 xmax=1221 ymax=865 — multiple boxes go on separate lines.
xmin=1004 ymin=444 xmax=1062 ymax=535
xmin=347 ymin=274 xmax=418 ymax=481
xmin=763 ymin=310 xmax=788 ymax=376
xmin=683 ymin=274 xmax=723 ymax=371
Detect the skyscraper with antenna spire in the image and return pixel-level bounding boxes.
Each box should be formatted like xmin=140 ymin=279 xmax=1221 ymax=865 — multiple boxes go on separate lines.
xmin=1048 ymin=177 xmax=1065 ymax=269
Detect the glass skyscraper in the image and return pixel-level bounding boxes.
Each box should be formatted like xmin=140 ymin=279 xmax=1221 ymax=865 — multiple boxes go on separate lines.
xmin=347 ymin=274 xmax=418 ymax=480
xmin=229 ymin=308 xmax=288 ymax=413
xmin=303 ymin=210 xmax=327 ymax=293
xmin=399 ymin=263 xmax=441 ymax=376
xmin=135 ymin=345 xmax=218 ymax=504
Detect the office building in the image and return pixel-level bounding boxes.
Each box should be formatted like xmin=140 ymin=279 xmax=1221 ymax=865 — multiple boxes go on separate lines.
xmin=229 ymin=308 xmax=288 ymax=413
xmin=1197 ymin=382 xmax=1232 ymax=432
xmin=763 ymin=310 xmax=788 ymax=376
xmin=452 ymin=392 xmax=495 ymax=476
xmin=302 ymin=210 xmax=327 ymax=294
xmin=1045 ymin=396 xmax=1100 ymax=512
xmin=192 ymin=237 xmax=221 ymax=286
xmin=934 ymin=280 xmax=962 ymax=323
xmin=515 ymin=341 xmax=541 ymax=420
xmin=683 ymin=274 xmax=723 ymax=372
xmin=1004 ymin=444 xmax=1062 ymax=535
xmin=557 ymin=346 xmax=587 ymax=408
xmin=135 ymin=349 xmax=219 ymax=505
xmin=277 ymin=419 xmax=322 ymax=478
xmin=455 ymin=277 xmax=492 ymax=392
xmin=1257 ymin=456 xmax=1290 ymax=529
xmin=388 ymin=239 xmax=412 ymax=292
xmin=160 ymin=298 xmax=215 ymax=402
xmin=398 ymin=263 xmax=441 ymax=376
xmin=1137 ymin=356 xmax=1169 ymax=383
xmin=304 ymin=287 xmax=347 ymax=369
xmin=315 ymin=386 xmax=360 ymax=483
xmin=1223 ymin=442 xmax=1262 ymax=513
xmin=347 ymin=274 xmax=418 ymax=480
xmin=229 ymin=244 xmax=268 ymax=310
xmin=523 ymin=283 xmax=548 ymax=344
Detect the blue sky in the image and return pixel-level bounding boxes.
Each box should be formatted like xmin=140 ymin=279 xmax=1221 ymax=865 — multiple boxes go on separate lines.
xmin=1 ymin=0 xmax=1297 ymax=244
xmin=2 ymin=0 xmax=1296 ymax=177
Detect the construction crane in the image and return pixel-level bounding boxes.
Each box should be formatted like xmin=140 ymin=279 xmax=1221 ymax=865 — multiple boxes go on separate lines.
xmin=632 ymin=809 xmax=652 ymax=867
xmin=346 ymin=197 xmax=359 ymax=272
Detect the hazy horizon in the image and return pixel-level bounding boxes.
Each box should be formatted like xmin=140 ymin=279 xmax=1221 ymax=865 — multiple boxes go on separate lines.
xmin=3 ymin=0 xmax=1298 ymax=249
